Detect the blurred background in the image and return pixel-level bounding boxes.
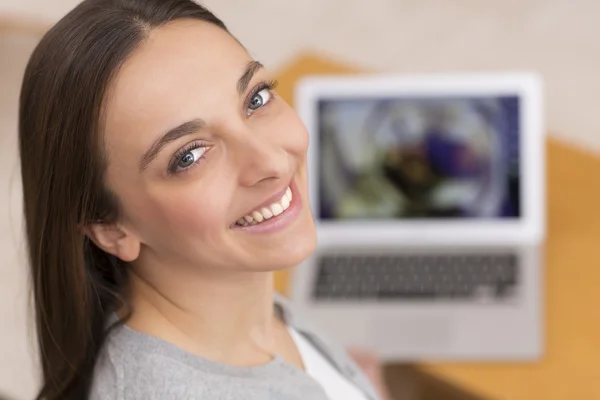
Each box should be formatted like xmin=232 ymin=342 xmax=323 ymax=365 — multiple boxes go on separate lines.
xmin=1 ymin=1 xmax=599 ymax=399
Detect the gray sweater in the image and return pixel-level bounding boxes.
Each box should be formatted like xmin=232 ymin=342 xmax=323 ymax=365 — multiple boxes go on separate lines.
xmin=90 ymin=294 xmax=381 ymax=400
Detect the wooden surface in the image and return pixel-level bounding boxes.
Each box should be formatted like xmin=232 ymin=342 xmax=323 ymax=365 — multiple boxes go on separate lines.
xmin=272 ymin=54 xmax=600 ymax=400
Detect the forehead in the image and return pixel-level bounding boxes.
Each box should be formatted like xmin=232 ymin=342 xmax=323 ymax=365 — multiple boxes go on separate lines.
xmin=105 ymin=19 xmax=250 ymax=135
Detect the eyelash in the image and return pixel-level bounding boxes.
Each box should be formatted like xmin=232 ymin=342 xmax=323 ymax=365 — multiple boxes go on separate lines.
xmin=168 ymin=80 xmax=279 ymax=175
xmin=168 ymin=142 xmax=208 ymax=174
xmin=244 ymin=79 xmax=279 ymax=115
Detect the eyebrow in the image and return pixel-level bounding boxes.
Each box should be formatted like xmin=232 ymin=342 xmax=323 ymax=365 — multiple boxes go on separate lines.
xmin=237 ymin=60 xmax=263 ymax=95
xmin=138 ymin=61 xmax=264 ymax=172
xmin=139 ymin=118 xmax=206 ymax=171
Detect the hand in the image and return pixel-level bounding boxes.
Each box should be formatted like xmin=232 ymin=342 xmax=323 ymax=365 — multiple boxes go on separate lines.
xmin=347 ymin=347 xmax=392 ymax=400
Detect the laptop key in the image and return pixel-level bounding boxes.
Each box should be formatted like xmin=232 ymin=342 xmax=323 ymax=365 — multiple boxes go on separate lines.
xmin=312 ymin=252 xmax=520 ymax=301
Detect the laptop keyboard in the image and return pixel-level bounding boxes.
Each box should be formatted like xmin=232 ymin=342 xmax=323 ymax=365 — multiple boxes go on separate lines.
xmin=313 ymin=253 xmax=519 ymax=301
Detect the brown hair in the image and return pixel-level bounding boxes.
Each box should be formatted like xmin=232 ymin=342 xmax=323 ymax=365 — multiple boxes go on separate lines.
xmin=18 ymin=1 xmax=228 ymax=398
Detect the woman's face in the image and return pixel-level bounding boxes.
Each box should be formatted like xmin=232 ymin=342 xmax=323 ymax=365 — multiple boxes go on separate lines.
xmin=100 ymin=19 xmax=316 ymax=273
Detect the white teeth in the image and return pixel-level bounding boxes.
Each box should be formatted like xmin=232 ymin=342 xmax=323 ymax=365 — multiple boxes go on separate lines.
xmin=271 ymin=203 xmax=283 ymax=216
xmin=235 ymin=186 xmax=293 ymax=226
xmin=261 ymin=207 xmax=273 ymax=219
xmin=251 ymin=211 xmax=264 ymax=223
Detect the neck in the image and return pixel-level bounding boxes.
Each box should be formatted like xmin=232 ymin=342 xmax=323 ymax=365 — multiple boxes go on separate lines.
xmin=125 ymin=261 xmax=279 ymax=366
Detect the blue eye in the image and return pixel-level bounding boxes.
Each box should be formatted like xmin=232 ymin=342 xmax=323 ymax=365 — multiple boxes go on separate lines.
xmin=169 ymin=144 xmax=208 ymax=174
xmin=178 ymin=151 xmax=197 ymax=169
xmin=247 ymin=89 xmax=272 ymax=115
xmin=245 ymin=80 xmax=278 ymax=116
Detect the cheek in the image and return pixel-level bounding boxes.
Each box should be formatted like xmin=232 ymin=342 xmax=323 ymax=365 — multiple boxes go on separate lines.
xmin=120 ymin=179 xmax=230 ymax=247
xmin=154 ymin=184 xmax=229 ymax=238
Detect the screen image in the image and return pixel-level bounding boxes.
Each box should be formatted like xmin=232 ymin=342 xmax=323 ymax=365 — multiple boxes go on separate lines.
xmin=317 ymin=96 xmax=521 ymax=220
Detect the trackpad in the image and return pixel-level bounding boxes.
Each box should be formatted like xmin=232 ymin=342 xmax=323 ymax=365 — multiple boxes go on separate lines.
xmin=370 ymin=314 xmax=455 ymax=355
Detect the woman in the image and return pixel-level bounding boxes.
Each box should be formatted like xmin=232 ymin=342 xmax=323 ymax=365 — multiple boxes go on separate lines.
xmin=19 ymin=0 xmax=391 ymax=399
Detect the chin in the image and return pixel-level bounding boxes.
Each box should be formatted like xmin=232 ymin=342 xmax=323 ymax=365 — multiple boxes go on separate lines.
xmin=260 ymin=230 xmax=317 ymax=272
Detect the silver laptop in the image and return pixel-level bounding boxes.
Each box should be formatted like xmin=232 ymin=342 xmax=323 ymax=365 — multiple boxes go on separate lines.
xmin=290 ymin=73 xmax=545 ymax=361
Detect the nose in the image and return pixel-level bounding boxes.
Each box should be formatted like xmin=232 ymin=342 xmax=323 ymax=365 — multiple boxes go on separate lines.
xmin=230 ymin=126 xmax=290 ymax=188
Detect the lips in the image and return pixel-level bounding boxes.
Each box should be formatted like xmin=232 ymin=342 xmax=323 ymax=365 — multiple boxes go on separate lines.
xmin=235 ymin=186 xmax=293 ymax=227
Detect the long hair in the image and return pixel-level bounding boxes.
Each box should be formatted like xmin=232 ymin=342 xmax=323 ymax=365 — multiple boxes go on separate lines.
xmin=18 ymin=1 xmax=228 ymax=398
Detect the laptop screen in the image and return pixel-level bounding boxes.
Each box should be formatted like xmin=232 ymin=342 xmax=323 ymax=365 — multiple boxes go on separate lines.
xmin=316 ymin=96 xmax=521 ymax=220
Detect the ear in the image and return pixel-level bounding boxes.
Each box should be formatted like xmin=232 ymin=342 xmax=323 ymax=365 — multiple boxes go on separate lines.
xmin=83 ymin=222 xmax=141 ymax=262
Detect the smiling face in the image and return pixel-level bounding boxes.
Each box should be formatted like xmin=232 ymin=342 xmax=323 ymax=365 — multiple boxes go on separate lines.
xmin=96 ymin=19 xmax=316 ymax=274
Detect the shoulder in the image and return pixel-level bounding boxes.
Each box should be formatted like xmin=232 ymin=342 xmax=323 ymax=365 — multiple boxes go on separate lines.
xmin=89 ymin=335 xmax=123 ymax=400
xmin=89 ymin=324 xmax=213 ymax=400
